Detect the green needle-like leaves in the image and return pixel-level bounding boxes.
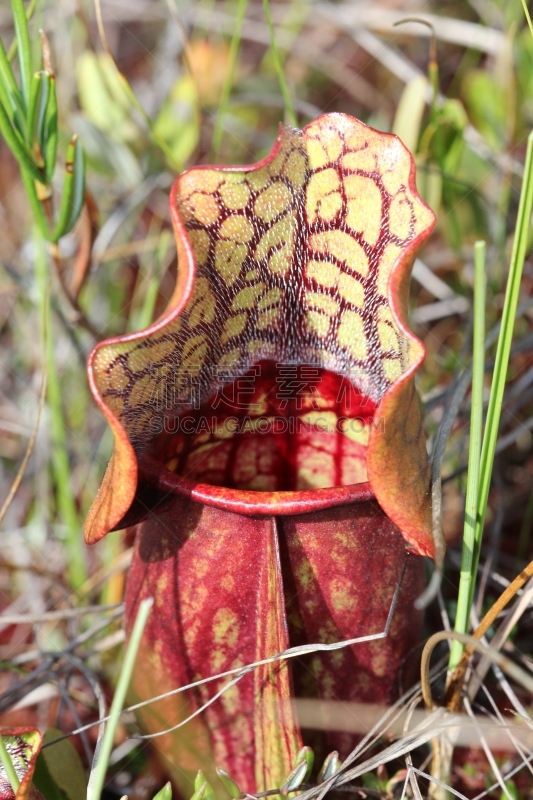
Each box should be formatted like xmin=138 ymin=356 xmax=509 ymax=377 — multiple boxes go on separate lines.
xmin=0 ymin=94 xmax=41 ymax=180
xmin=11 ymin=0 xmax=32 ymax=108
xmin=0 ymin=4 xmax=81 ymax=242
xmin=450 ymin=132 xmax=533 ymax=671
xmin=30 ymin=69 xmax=57 ymax=180
xmin=470 ymin=133 xmax=533 ymax=602
xmin=0 ymin=35 xmax=26 ymax=136
xmin=28 ymin=70 xmax=51 ymax=160
xmin=43 ymin=74 xmax=57 ymax=180
xmin=51 ymin=134 xmax=86 ymax=242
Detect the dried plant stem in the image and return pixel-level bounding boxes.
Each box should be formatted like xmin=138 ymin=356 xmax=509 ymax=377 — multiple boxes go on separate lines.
xmin=426 ymin=549 xmax=533 ymax=799
xmin=421 ymin=630 xmax=533 ymax=710
xmin=445 ymin=556 xmax=533 ymax=711
xmin=49 ymin=242 xmax=99 ymax=338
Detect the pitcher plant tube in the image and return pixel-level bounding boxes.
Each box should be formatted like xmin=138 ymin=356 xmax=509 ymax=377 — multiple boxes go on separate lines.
xmin=85 ymin=113 xmax=436 ymax=794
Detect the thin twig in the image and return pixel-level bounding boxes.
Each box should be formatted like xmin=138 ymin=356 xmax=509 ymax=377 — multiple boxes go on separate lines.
xmin=445 ymin=556 xmax=533 ymax=711
xmin=421 ymin=631 xmax=533 ymax=711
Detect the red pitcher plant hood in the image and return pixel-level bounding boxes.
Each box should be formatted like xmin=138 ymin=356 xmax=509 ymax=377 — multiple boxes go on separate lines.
xmin=85 ymin=113 xmax=436 ymax=556
xmin=85 ymin=113 xmax=436 ymax=793
xmin=0 ymin=727 xmax=43 ymax=800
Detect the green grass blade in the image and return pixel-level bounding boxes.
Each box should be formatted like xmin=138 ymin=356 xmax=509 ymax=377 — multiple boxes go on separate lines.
xmin=448 ymin=240 xmax=486 ymax=670
xmin=0 ymin=735 xmax=20 ymax=794
xmin=87 ymin=597 xmax=154 ymax=800
xmin=11 ymin=0 xmax=32 ymax=108
xmin=211 ymin=0 xmax=250 ymax=160
xmin=468 ymin=131 xmax=533 ymax=614
xmin=34 ymin=230 xmax=85 ymax=587
xmin=520 ymin=0 xmax=533 ymax=39
xmin=262 ymin=0 xmax=297 ymax=126
xmin=259 ymin=0 xmax=312 ymax=72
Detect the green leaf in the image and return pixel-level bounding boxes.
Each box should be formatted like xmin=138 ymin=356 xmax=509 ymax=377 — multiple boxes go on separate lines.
xmin=281 ymin=749 xmax=314 ymax=797
xmin=11 ymin=0 xmax=32 ymax=108
xmin=190 ymin=782 xmax=208 ymax=800
xmin=392 ymin=74 xmax=429 ymax=154
xmin=362 ymin=772 xmax=382 ymax=791
xmin=194 ymin=770 xmax=215 ymax=800
xmin=463 ymin=70 xmax=507 ymax=149
xmin=51 ymin=134 xmax=86 ymax=242
xmin=33 ymin=754 xmax=68 ymax=800
xmin=75 ymin=118 xmax=142 ymax=188
xmin=281 ymin=761 xmax=308 ymax=795
xmin=32 ymin=728 xmax=86 ymax=800
xmin=216 ymin=768 xmax=241 ymax=798
xmin=75 ymin=51 xmax=137 ymax=143
xmin=502 ymin=779 xmax=520 ymax=800
xmin=293 ymin=746 xmax=314 ymax=782
xmin=317 ymin=751 xmax=340 ymax=783
xmin=152 ymin=782 xmax=172 ymax=800
xmin=152 ymin=75 xmax=200 ymax=169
